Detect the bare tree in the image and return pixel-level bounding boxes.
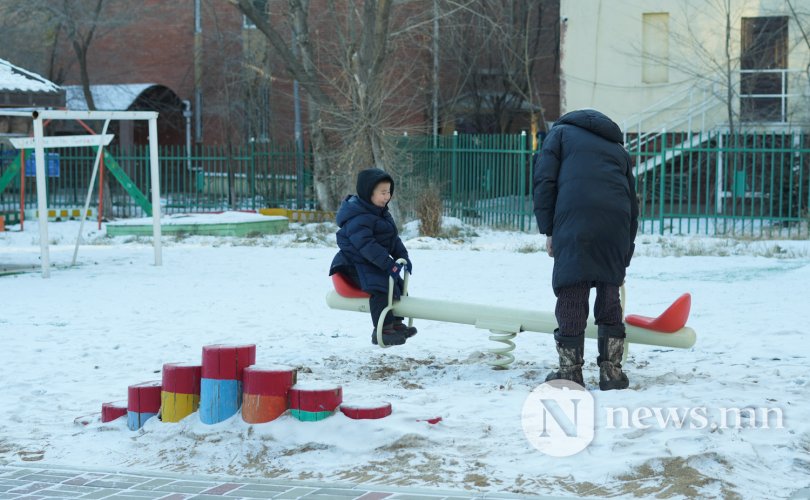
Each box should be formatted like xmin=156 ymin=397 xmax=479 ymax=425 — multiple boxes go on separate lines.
xmin=436 ymin=0 xmax=554 ymax=135
xmin=232 ymin=0 xmax=430 ymax=211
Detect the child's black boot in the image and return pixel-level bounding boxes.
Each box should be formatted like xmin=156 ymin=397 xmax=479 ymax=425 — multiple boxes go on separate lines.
xmin=545 ymin=330 xmax=584 ymax=386
xmin=597 ymin=324 xmax=629 ymax=390
xmin=392 ymin=318 xmax=417 ymax=338
xmin=371 ymin=324 xmax=407 ymax=346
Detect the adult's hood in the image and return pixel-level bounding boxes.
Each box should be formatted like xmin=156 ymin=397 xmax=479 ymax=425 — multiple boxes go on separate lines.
xmin=555 ymin=109 xmax=624 ymax=144
xmin=356 ymin=168 xmax=394 ymax=204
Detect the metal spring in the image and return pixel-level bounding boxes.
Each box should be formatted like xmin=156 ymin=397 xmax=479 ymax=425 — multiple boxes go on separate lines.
xmin=488 ymin=329 xmax=517 ymax=369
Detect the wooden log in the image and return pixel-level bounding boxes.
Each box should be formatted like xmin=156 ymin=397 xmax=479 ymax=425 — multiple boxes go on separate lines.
xmin=288 ymin=383 xmax=342 ymax=421
xmin=127 ymin=381 xmax=162 ymax=430
xmin=242 ymin=365 xmax=297 ymax=423
xmin=199 ymin=344 xmax=256 ymax=425
xmin=101 ymin=400 xmax=128 ymax=423
xmin=161 ymin=362 xmax=202 ymax=423
xmin=199 ymin=378 xmax=240 ymax=424
xmin=201 ymin=344 xmax=256 ymax=381
xmin=340 ymin=402 xmax=392 ymax=420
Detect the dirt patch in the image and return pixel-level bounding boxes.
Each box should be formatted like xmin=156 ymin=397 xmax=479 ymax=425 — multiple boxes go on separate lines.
xmin=615 ymin=455 xmax=741 ymax=498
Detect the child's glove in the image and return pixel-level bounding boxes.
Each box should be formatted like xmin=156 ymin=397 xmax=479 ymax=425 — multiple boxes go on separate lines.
xmin=388 ymin=262 xmax=401 ymax=280
xmin=404 ymin=259 xmax=413 ymax=274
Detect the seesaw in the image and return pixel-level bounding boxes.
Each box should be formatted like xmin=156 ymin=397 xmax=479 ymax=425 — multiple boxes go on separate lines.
xmin=326 ymin=260 xmax=697 ymax=368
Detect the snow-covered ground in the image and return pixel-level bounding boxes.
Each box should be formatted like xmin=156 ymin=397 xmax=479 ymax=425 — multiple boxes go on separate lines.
xmin=1 ymin=215 xmax=809 ymax=499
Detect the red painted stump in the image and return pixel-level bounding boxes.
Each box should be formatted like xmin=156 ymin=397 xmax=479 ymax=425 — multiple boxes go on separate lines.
xmin=127 ymin=381 xmax=162 ymax=430
xmin=340 ymin=402 xmax=392 ymax=420
xmin=201 ymin=344 xmax=256 ymax=381
xmin=242 ymin=365 xmax=297 ymax=423
xmin=162 ymin=362 xmax=202 ymax=394
xmin=199 ymin=344 xmax=256 ymax=424
xmin=289 ymin=383 xmax=342 ymax=421
xmin=101 ymin=401 xmax=128 ymax=423
xmin=128 ymin=381 xmax=162 ymax=414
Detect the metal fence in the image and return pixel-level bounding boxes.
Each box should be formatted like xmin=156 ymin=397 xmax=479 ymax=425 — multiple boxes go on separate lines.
xmin=1 ymin=132 xmax=808 ymax=238
xmin=0 ymin=142 xmax=315 ymax=219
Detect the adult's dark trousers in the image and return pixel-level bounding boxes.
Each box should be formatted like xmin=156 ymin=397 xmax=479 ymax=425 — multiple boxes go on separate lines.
xmin=554 ymin=281 xmax=623 ymax=336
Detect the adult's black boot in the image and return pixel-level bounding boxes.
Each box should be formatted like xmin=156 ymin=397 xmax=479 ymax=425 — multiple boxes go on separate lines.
xmin=545 ymin=330 xmax=584 ymax=386
xmin=597 ymin=324 xmax=629 ymax=390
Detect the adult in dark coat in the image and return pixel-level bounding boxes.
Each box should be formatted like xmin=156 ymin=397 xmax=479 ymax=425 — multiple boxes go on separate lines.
xmin=329 ymin=168 xmax=414 ymax=346
xmin=533 ymin=109 xmax=639 ymax=390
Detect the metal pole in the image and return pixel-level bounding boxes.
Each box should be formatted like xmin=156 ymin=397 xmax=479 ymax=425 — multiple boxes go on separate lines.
xmin=183 ymin=99 xmax=193 ymax=172
xmin=292 ymin=26 xmax=305 ymax=208
xmin=432 ymin=0 xmax=439 ymax=144
xmin=148 ymin=117 xmax=163 ymax=266
xmin=32 ymin=115 xmax=50 ymax=278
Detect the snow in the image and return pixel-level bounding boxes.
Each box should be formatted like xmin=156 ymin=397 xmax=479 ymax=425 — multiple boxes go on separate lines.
xmin=1 ymin=216 xmax=809 ymax=499
xmin=64 ymin=84 xmax=155 ymax=111
xmin=106 ymin=211 xmax=285 ymax=226
xmin=0 ymin=58 xmax=61 ymax=94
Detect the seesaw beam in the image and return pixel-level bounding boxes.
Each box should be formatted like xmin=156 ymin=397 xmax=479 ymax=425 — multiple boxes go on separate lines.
xmin=325 ymin=292 xmax=697 ymax=349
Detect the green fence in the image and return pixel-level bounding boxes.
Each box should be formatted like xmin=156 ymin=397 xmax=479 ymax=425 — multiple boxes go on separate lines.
xmin=397 ymin=133 xmax=535 ymax=230
xmin=631 ymin=131 xmax=809 ymax=238
xmin=0 ymin=142 xmax=315 ymax=219
xmin=1 ymin=132 xmax=808 ymax=238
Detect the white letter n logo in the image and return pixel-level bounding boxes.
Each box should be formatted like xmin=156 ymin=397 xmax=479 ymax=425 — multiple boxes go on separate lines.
xmin=540 ymin=398 xmax=581 ymax=437
xmin=522 ymin=379 xmax=595 ymax=457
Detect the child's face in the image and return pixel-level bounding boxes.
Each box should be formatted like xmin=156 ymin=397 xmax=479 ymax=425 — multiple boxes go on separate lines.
xmin=371 ymin=181 xmax=392 ymax=208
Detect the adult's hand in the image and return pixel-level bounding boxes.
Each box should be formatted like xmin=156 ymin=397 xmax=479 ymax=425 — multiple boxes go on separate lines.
xmin=545 ymin=236 xmax=553 ymax=257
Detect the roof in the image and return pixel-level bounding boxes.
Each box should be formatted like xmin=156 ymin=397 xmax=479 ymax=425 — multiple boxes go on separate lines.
xmin=65 ymin=84 xmax=156 ymax=111
xmin=0 ymin=58 xmax=61 ymax=94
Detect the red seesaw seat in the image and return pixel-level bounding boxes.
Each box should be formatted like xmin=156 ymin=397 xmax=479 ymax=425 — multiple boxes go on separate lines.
xmin=625 ymin=293 xmax=691 ymax=333
xmin=332 ymin=273 xmax=371 ymax=299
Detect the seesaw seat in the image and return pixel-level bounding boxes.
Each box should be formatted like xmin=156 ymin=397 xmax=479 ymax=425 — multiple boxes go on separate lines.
xmin=332 ymin=273 xmax=370 ymax=299
xmin=625 ymin=293 xmax=691 ymax=333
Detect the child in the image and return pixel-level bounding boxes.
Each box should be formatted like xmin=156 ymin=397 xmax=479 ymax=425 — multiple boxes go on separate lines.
xmin=533 ymin=109 xmax=639 ymax=390
xmin=329 ymin=168 xmax=416 ymax=346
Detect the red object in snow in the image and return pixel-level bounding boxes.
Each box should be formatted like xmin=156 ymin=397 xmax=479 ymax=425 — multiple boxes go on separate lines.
xmin=243 ymin=366 xmax=297 ymax=396
xmin=127 ymin=381 xmax=162 ymax=413
xmin=101 ymin=401 xmax=128 ymax=423
xmin=340 ymin=402 xmax=392 ymax=420
xmin=288 ymin=384 xmax=343 ymax=413
xmin=162 ymin=362 xmax=202 ymax=395
xmin=417 ymin=416 xmax=443 ymax=424
xmin=201 ymin=344 xmax=256 ymax=380
xmin=625 ymin=293 xmax=692 ymax=333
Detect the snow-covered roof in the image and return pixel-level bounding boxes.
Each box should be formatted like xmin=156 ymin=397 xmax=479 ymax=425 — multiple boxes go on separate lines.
xmin=65 ymin=83 xmax=156 ymax=111
xmin=0 ymin=58 xmax=61 ymax=94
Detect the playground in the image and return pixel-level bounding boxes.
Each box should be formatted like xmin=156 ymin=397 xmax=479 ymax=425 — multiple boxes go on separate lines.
xmin=1 ymin=218 xmax=809 ymax=498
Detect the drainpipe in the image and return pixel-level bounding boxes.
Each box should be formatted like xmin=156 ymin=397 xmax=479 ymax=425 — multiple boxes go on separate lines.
xmin=182 ymin=99 xmax=192 ymax=171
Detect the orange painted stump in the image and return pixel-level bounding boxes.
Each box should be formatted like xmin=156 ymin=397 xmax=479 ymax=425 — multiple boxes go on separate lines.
xmin=340 ymin=402 xmax=393 ymax=420
xmin=199 ymin=344 xmax=256 ymax=424
xmin=127 ymin=381 xmax=162 ymax=430
xmin=242 ymin=365 xmax=297 ymax=423
xmin=101 ymin=401 xmax=128 ymax=423
xmin=288 ymin=383 xmax=342 ymax=422
xmin=161 ymin=362 xmax=202 ymax=423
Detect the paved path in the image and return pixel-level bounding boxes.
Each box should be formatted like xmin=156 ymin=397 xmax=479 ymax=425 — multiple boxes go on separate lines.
xmin=0 ymin=463 xmax=566 ymax=500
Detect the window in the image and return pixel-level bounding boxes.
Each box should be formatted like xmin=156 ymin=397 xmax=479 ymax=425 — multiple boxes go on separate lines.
xmin=642 ymin=13 xmax=669 ymax=84
xmin=242 ymin=0 xmax=268 ymax=29
xmin=740 ymin=16 xmax=788 ymax=122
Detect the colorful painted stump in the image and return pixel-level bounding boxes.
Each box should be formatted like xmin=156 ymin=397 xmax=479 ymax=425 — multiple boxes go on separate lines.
xmin=288 ymin=383 xmax=342 ymax=422
xmin=199 ymin=344 xmax=256 ymax=424
xmin=101 ymin=401 xmax=128 ymax=423
xmin=127 ymin=381 xmax=162 ymax=430
xmin=161 ymin=362 xmax=202 ymax=423
xmin=339 ymin=402 xmax=393 ymax=420
xmin=242 ymin=365 xmax=297 ymax=423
